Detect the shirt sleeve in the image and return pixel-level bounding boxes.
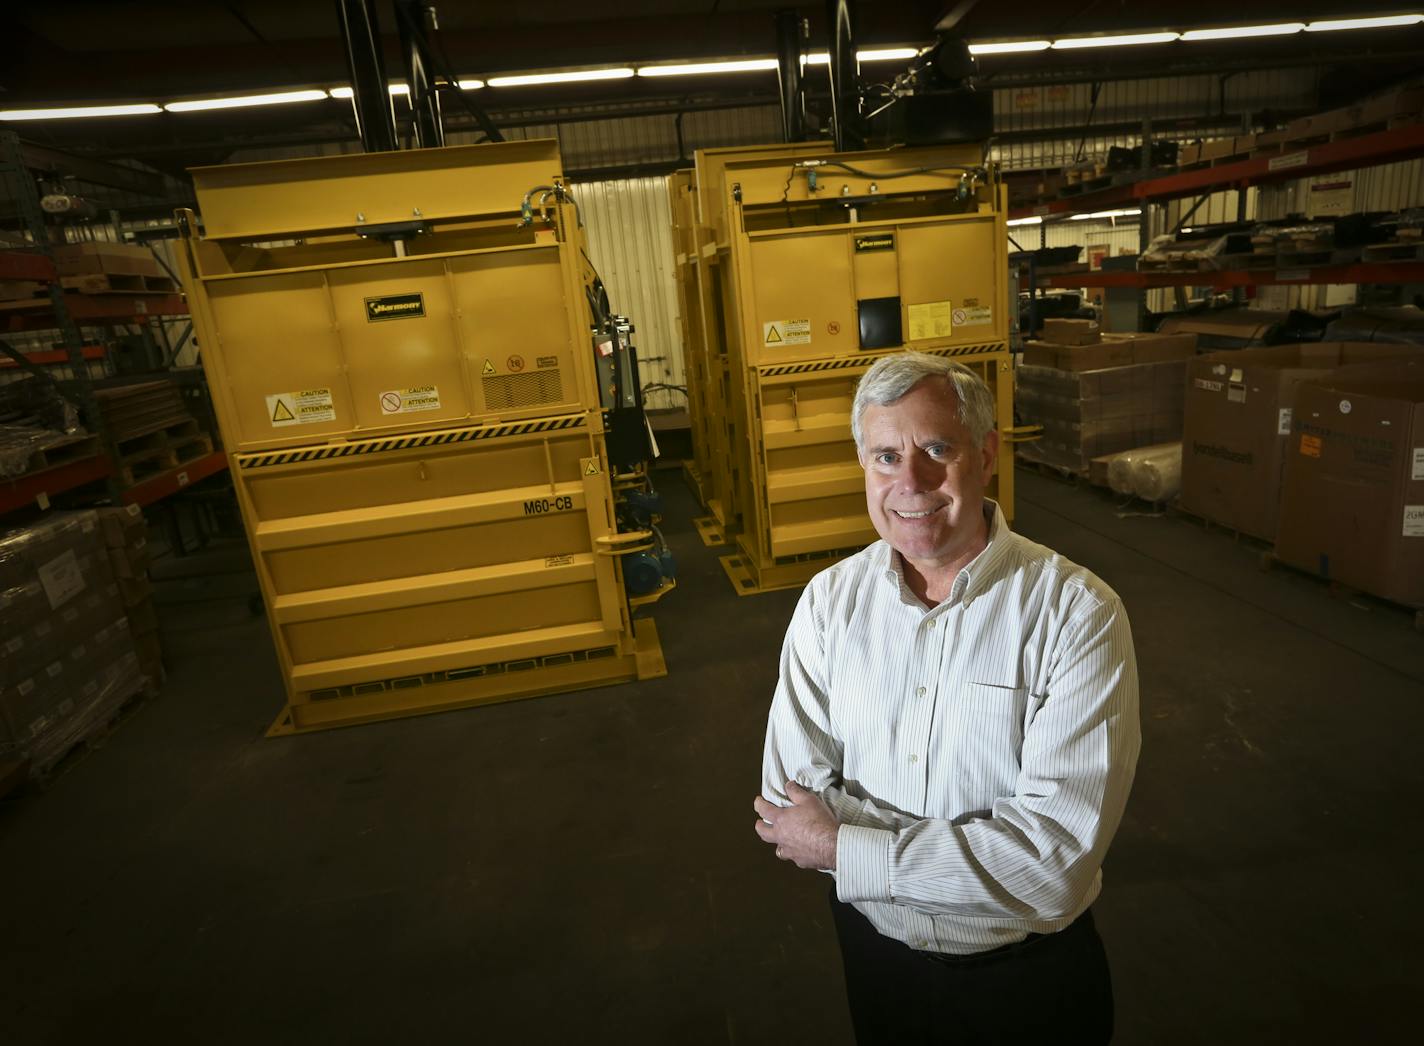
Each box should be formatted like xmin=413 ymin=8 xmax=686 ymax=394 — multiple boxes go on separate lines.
xmin=836 ymin=595 xmax=1141 ymax=921
xmin=760 ymin=581 xmax=910 ymax=835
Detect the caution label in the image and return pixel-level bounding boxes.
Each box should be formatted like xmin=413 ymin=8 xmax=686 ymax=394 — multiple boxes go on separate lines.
xmin=763 ymin=319 xmax=811 ymax=346
xmin=379 ymin=385 xmax=442 ymax=416
xmin=908 ymin=300 xmax=953 ymax=341
xmin=953 ymin=305 xmax=993 ymax=327
xmin=267 ymin=388 xmax=335 ymax=428
xmin=482 ymin=359 xmax=497 ymax=376
xmin=1300 ymin=434 xmax=1322 ymax=458
xmin=584 ymin=460 xmax=600 ymax=476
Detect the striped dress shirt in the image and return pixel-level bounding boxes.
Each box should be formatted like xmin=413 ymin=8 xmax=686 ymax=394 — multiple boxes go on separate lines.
xmin=761 ymin=499 xmax=1140 ymax=955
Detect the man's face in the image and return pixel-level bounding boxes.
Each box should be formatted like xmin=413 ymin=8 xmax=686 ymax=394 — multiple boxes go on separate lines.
xmin=858 ymin=377 xmax=999 ymax=574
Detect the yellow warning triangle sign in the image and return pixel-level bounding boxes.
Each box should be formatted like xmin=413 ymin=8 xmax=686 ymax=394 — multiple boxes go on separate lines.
xmin=584 ymin=460 xmax=599 ymax=476
xmin=482 ymin=359 xmax=496 ymax=376
xmin=271 ymin=398 xmax=295 ymax=423
xmin=765 ymin=325 xmax=782 ymax=343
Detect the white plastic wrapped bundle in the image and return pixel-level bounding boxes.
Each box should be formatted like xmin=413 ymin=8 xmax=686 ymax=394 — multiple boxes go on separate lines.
xmin=1105 ymin=442 xmax=1182 ymax=499
xmin=1131 ymin=443 xmax=1182 ymax=502
xmin=1107 ymin=452 xmax=1137 ymax=495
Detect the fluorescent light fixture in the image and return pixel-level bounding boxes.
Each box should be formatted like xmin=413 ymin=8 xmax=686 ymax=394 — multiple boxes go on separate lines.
xmin=1007 ymin=216 xmax=1043 ymax=226
xmin=1181 ymin=23 xmax=1304 ymax=41
xmin=856 ymin=48 xmax=919 ymax=62
xmin=1069 ymin=208 xmax=1142 ymax=220
xmin=969 ymin=40 xmax=1052 ymax=54
xmin=638 ymin=59 xmax=778 ymax=77
xmin=801 ymin=48 xmax=919 ymax=64
xmin=1306 ymin=15 xmax=1424 ymax=31
xmin=0 ymin=103 xmax=163 ymax=121
xmin=487 ymin=68 xmax=634 ymax=87
xmin=328 ymin=84 xmax=410 ymax=99
xmin=165 ymin=90 xmax=328 ymax=112
xmin=1052 ymin=32 xmax=1180 ymax=49
xmin=457 ymin=79 xmax=486 ymax=90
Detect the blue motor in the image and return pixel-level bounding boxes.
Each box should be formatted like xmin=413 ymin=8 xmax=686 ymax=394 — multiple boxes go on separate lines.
xmin=622 ymin=527 xmax=676 ymax=596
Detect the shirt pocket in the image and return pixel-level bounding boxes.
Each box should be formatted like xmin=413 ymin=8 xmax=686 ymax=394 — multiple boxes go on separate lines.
xmin=945 ymin=682 xmax=1035 ymax=803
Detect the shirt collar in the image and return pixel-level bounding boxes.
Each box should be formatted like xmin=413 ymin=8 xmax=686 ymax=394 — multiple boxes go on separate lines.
xmin=878 ymin=499 xmax=1010 ymax=609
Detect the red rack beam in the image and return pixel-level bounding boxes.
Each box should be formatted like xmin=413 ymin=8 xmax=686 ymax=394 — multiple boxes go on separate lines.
xmin=1 ymin=292 xmax=188 ymax=332
xmin=1044 ymin=261 xmax=1424 ymax=289
xmin=1009 ymin=123 xmax=1424 ymax=220
xmin=0 ymin=454 xmax=112 ymax=516
xmin=0 ymin=251 xmax=56 ymax=283
xmin=0 ymin=345 xmax=107 ymax=369
xmin=120 ymin=450 xmax=227 ymax=508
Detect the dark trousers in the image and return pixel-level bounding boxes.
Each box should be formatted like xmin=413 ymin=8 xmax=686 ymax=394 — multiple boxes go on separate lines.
xmin=830 ymin=892 xmax=1114 ymax=1046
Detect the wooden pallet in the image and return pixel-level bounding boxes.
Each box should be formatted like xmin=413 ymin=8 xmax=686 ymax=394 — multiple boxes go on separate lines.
xmin=2 ymin=432 xmax=100 ymax=478
xmin=1361 ymin=240 xmax=1424 ymax=263
xmin=114 ymin=417 xmax=200 ymax=456
xmin=1258 ymin=551 xmax=1424 ymax=633
xmin=1167 ymin=503 xmax=1273 ymax=550
xmin=116 ymin=432 xmax=213 ymax=486
xmin=29 ymin=679 xmax=159 ymax=785
xmin=0 ymin=279 xmax=48 ymax=301
xmin=60 ymin=272 xmax=176 ymax=295
xmin=1015 ymin=452 xmax=1089 ymax=483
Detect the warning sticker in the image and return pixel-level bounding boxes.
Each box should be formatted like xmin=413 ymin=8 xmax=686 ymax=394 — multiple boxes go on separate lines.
xmin=1413 ymin=447 xmax=1424 ymax=481
xmin=763 ymin=319 xmax=811 ymax=346
xmin=908 ymin=300 xmax=953 ymax=341
xmin=953 ymin=305 xmax=992 ymax=327
xmin=1278 ymin=408 xmax=1293 ymax=436
xmin=584 ymin=460 xmax=600 ymax=476
xmin=267 ymin=388 xmax=335 ymax=427
xmin=379 ymin=385 xmax=441 ymax=415
xmin=1300 ymin=434 xmax=1322 ymax=458
xmin=545 ymin=554 xmax=574 ymax=568
xmin=1405 ymin=506 xmax=1424 ymax=537
xmin=482 ymin=359 xmax=496 ymax=377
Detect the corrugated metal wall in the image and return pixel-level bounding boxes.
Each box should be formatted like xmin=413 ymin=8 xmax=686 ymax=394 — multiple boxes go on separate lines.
xmin=573 ymin=177 xmax=685 ymax=412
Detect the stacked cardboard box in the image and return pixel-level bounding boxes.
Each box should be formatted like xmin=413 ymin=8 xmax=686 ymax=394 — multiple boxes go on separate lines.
xmin=1180 ymin=343 xmax=1422 ymax=540
xmin=0 ymin=512 xmax=146 ymax=777
xmin=96 ymin=505 xmax=162 ymax=683
xmin=1275 ymin=362 xmax=1424 ymax=607
xmin=1017 ymin=332 xmax=1197 ymax=472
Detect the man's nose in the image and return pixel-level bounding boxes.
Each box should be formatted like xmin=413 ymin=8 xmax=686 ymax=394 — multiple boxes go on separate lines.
xmin=901 ymin=451 xmax=937 ymax=491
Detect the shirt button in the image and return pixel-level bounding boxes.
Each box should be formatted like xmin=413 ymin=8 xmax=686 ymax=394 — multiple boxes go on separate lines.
xmin=916 ymin=686 xmax=927 ymax=697
xmin=909 ymin=753 xmax=919 ymax=764
xmin=926 ymin=619 xmax=937 ymax=629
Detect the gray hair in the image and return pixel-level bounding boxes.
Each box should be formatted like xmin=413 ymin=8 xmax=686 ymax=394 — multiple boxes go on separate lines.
xmin=851 ymin=352 xmax=996 ymax=452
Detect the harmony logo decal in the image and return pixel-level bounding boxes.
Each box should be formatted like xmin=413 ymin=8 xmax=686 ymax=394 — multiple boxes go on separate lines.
xmin=364 ymin=293 xmax=425 ymax=321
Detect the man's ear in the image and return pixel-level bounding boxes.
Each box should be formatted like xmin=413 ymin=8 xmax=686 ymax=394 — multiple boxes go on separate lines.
xmin=981 ymin=429 xmax=1001 ymax=481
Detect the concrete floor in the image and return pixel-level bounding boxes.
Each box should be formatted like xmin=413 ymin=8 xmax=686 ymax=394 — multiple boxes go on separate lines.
xmin=2 ymin=466 xmax=1421 ymax=1044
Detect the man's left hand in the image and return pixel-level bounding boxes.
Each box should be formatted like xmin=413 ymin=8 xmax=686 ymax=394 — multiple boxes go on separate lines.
xmin=753 ymin=780 xmax=838 ymax=871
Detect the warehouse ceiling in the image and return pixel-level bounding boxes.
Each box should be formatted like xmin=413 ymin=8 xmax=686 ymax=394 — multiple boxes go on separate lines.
xmin=2 ymin=1 xmax=1423 ymax=174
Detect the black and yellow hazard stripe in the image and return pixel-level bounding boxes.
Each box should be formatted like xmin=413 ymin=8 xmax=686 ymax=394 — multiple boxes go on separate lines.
xmin=759 ymin=342 xmax=1005 ymax=378
xmin=237 ymin=413 xmax=588 ymax=470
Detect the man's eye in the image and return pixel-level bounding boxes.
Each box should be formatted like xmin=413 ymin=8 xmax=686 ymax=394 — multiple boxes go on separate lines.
xmin=876 ymin=453 xmax=897 ymax=465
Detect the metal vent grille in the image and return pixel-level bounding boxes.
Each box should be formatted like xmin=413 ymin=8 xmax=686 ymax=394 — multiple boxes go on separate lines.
xmin=483 ymin=370 xmax=564 ymax=409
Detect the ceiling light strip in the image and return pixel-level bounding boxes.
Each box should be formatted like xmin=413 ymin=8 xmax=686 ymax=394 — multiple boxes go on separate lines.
xmin=165 ymin=90 xmax=328 ymax=113
xmin=0 ymin=103 xmax=163 ymax=121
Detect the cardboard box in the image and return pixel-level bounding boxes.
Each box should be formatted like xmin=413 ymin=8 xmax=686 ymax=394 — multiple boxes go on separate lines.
xmin=1180 ymin=343 xmax=1423 ymax=540
xmin=1177 ymin=142 xmax=1202 ymax=165
xmin=50 ymin=242 xmax=162 ymax=279
xmin=1022 ymin=331 xmax=1197 ymax=371
xmin=1016 ymin=358 xmax=1189 ymax=471
xmin=1041 ymin=318 xmax=1101 ymax=346
xmin=1359 ymin=86 xmax=1424 ymax=125
xmin=97 ymin=504 xmax=145 ymax=550
xmin=1200 ymin=137 xmax=1241 ymax=161
xmin=1275 ymin=365 xmax=1424 ymax=606
xmin=1157 ymin=311 xmax=1285 ymax=350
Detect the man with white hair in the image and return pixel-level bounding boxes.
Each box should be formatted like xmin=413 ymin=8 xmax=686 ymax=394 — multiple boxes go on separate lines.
xmin=753 ymin=351 xmax=1140 ymax=1044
